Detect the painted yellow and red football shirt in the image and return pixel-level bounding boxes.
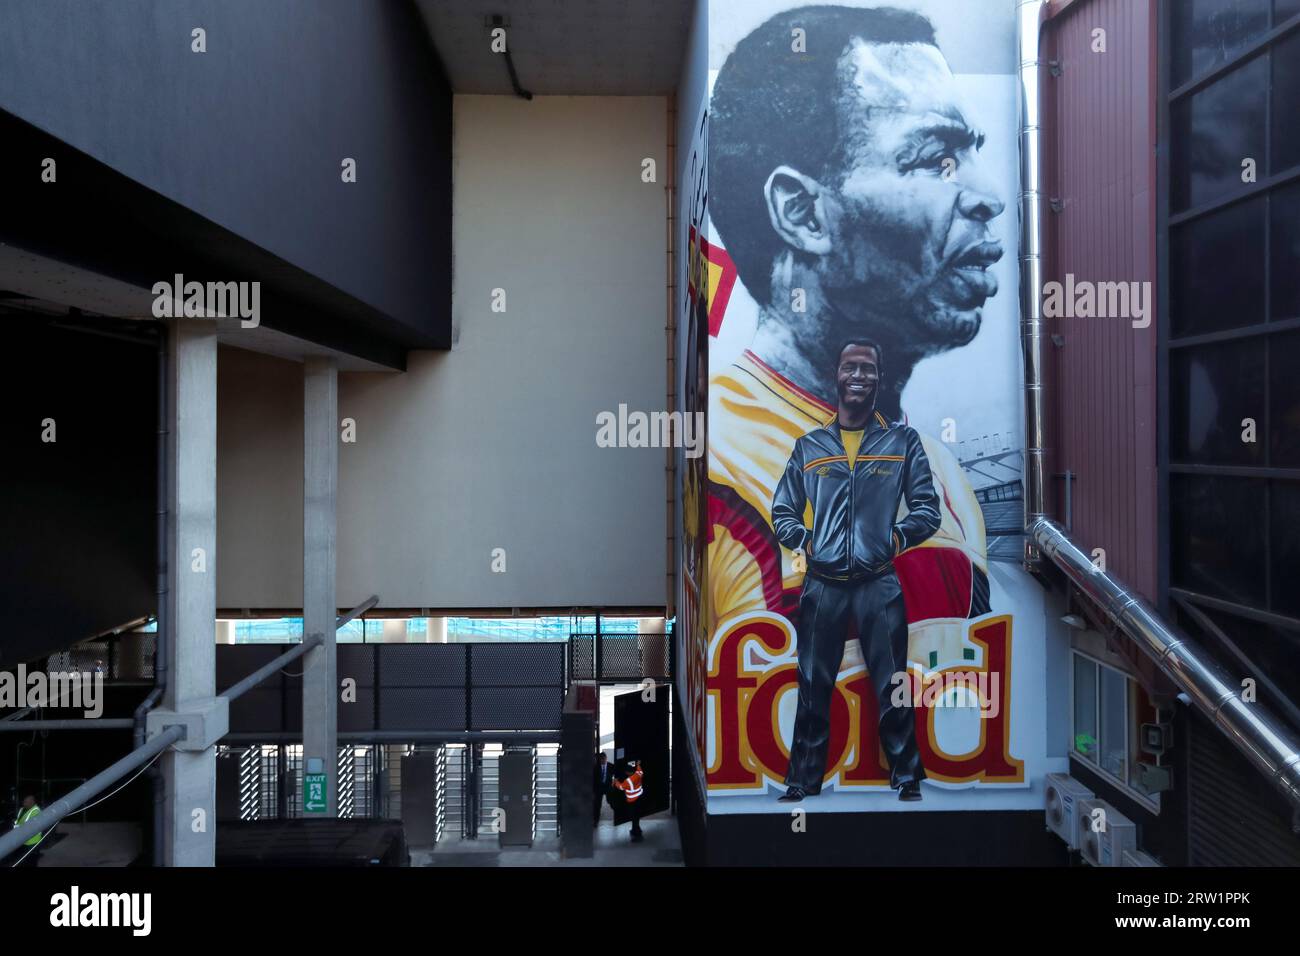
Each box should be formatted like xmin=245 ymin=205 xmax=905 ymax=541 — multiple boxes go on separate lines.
xmin=707 ymin=350 xmax=989 ymax=673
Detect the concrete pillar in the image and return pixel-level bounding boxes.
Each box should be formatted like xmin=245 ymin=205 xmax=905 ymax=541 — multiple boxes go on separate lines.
xmin=302 ymin=358 xmax=338 ymax=816
xmin=381 ymin=619 xmax=408 ymax=643
xmin=162 ymin=319 xmax=218 ymax=866
xmin=426 ymin=617 xmax=449 ymax=643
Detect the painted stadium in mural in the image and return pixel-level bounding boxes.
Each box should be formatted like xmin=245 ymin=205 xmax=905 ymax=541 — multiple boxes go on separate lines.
xmin=678 ymin=0 xmax=1051 ymax=812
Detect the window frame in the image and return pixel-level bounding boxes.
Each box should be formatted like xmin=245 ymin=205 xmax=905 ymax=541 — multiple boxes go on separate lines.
xmin=1158 ymin=0 xmax=1300 ymax=636
xmin=1069 ymin=649 xmax=1162 ymax=813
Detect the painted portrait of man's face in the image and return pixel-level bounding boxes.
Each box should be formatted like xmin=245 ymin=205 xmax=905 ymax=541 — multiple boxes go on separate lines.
xmin=821 ymin=40 xmax=1004 ymax=350
xmin=836 ymin=342 xmax=881 ymax=412
xmin=711 ymin=5 xmax=1007 ymax=369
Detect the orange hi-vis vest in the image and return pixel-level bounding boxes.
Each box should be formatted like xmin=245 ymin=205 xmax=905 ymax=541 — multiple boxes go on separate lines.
xmin=617 ymin=768 xmax=644 ymax=803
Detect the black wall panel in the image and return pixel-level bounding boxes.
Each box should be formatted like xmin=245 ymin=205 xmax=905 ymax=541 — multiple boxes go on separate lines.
xmin=705 ymin=808 xmax=1068 ymax=867
xmin=0 ymin=320 xmax=157 ymax=665
xmin=671 ymin=686 xmax=709 ymax=867
xmin=220 ymin=643 xmax=566 ymax=735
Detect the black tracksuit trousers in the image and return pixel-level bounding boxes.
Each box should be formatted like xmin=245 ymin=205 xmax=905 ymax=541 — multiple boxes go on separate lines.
xmin=784 ymin=569 xmax=925 ymax=793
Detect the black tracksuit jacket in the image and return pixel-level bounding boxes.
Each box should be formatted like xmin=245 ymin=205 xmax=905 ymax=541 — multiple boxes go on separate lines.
xmin=771 ymin=413 xmax=942 ymax=578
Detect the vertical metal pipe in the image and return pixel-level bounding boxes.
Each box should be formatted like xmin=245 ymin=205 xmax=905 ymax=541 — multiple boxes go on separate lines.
xmin=136 ymin=322 xmax=170 ymax=866
xmin=1018 ymin=0 xmax=1050 ymax=566
xmin=666 ymin=95 xmax=678 ymax=619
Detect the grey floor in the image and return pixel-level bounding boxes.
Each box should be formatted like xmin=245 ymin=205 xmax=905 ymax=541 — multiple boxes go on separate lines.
xmin=408 ymin=812 xmax=682 ymax=867
xmin=30 ymin=821 xmax=142 ymax=866
xmin=23 ymin=815 xmax=683 ymax=867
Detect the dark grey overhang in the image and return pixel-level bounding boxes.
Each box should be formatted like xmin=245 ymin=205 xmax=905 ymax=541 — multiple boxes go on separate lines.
xmin=1 ymin=109 xmax=428 ymax=369
xmin=416 ymin=0 xmax=693 ymax=95
xmin=0 ymin=0 xmax=453 ymax=369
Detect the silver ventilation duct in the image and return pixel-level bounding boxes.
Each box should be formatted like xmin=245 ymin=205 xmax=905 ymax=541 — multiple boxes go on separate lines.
xmin=1033 ymin=518 xmax=1300 ymax=816
xmin=1017 ymin=0 xmax=1048 ymax=568
xmin=1016 ymin=0 xmax=1300 ymax=822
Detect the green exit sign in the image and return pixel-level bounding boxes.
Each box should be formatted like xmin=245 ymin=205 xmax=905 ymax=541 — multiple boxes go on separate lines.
xmin=304 ymin=773 xmax=328 ymax=813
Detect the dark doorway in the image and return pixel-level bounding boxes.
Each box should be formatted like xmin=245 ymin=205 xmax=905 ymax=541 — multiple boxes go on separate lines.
xmin=611 ymin=683 xmax=669 ymax=824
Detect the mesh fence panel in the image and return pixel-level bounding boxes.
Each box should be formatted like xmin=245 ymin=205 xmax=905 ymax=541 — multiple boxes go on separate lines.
xmin=471 ymin=643 xmax=565 ymax=685
xmin=338 ymin=644 xmax=377 ymax=732
xmin=567 ymin=633 xmax=671 ymax=681
xmin=217 ymin=642 xmax=578 ymax=734
xmin=380 ymin=688 xmax=467 ymax=731
xmin=378 ymin=644 xmax=466 ymax=686
xmin=568 ymin=635 xmax=595 ymax=681
xmin=599 ymin=636 xmax=643 ymax=680
xmin=470 ymin=688 xmax=562 ymax=731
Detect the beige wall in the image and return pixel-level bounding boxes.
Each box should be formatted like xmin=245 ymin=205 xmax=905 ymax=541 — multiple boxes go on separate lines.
xmin=217 ymin=96 xmax=668 ymax=610
xmin=217 ymin=346 xmax=304 ymax=608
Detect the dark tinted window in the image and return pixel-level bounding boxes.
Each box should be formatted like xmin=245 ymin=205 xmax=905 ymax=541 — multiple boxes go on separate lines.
xmin=1272 ymin=481 xmax=1300 ymax=617
xmin=1166 ymin=0 xmax=1300 ymax=639
xmin=1170 ymin=338 xmax=1266 ymax=465
xmin=1171 ymin=54 xmax=1268 ymax=212
xmin=1171 ymin=197 xmax=1265 ymax=336
xmin=1171 ymin=0 xmax=1270 ymax=86
xmin=1274 ymin=183 xmax=1300 ymax=320
xmin=1270 ymin=330 xmax=1300 ymax=466
xmin=1192 ymin=604 xmax=1300 ymax=724
xmin=1273 ymin=31 xmax=1300 ymax=173
xmin=1170 ymin=474 xmax=1267 ymax=606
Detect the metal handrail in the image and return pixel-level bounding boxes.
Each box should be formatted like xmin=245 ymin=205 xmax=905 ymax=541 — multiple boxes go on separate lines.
xmin=1 ymin=597 xmax=380 ymax=729
xmin=336 ymin=595 xmax=378 ymax=630
xmin=0 ymin=719 xmax=134 ymax=733
xmin=0 ymin=595 xmax=379 ymax=859
xmin=220 ymin=634 xmax=322 ymax=702
xmin=223 ymin=730 xmax=562 ymax=744
xmin=0 ymin=725 xmax=185 ymax=858
xmin=217 ymin=595 xmax=377 ymax=700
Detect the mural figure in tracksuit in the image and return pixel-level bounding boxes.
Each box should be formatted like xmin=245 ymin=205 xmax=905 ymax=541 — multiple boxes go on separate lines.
xmin=771 ymin=339 xmax=941 ymax=802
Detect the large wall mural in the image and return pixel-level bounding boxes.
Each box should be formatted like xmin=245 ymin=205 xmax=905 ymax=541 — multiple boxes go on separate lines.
xmin=698 ymin=1 xmax=1048 ymax=812
xmin=678 ymin=99 xmax=712 ymax=789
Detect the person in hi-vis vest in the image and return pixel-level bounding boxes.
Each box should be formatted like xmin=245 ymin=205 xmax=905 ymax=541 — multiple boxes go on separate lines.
xmin=611 ymin=760 xmax=645 ymax=842
xmin=9 ymin=794 xmax=45 ymax=866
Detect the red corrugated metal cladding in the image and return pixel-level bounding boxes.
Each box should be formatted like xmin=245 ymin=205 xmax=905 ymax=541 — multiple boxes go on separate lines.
xmin=1043 ymin=0 xmax=1158 ymax=601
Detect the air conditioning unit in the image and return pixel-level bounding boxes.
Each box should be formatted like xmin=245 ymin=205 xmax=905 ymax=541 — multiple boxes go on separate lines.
xmin=1122 ymin=849 xmax=1162 ymax=867
xmin=1079 ymin=798 xmax=1137 ymax=866
xmin=1044 ymin=773 xmax=1093 ymax=849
